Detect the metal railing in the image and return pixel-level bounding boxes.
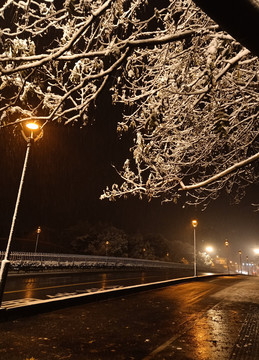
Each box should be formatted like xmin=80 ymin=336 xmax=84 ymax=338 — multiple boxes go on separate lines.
xmin=0 ymin=251 xmax=193 ymax=272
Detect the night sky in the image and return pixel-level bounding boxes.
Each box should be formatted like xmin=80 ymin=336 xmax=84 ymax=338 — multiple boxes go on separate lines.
xmin=0 ymin=94 xmax=258 ymax=265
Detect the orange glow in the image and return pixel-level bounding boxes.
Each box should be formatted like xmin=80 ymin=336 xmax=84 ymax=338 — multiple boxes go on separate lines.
xmin=192 ymin=220 xmax=198 ymax=228
xmin=26 ymin=122 xmax=39 ymax=130
xmin=205 ymin=246 xmax=213 ymax=253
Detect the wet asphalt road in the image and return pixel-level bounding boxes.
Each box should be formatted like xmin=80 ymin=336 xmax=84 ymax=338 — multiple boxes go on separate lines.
xmin=2 ymin=268 xmax=196 ymax=304
xmin=0 ymin=275 xmax=258 ymax=360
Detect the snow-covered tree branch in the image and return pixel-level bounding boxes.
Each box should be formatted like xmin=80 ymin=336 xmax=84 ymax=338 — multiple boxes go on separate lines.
xmin=0 ymin=0 xmax=258 ymax=207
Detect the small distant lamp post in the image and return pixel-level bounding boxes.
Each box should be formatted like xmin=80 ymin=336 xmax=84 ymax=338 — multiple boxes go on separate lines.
xmin=238 ymin=250 xmax=242 ymax=274
xmin=34 ymin=226 xmax=41 ymax=253
xmin=253 ymin=249 xmax=259 ymax=276
xmin=192 ymin=220 xmax=198 ymax=277
xmin=246 ymin=256 xmax=249 ymax=275
xmin=225 ymin=240 xmax=230 ymax=274
xmin=0 ymin=122 xmax=42 ymax=307
xmin=105 ymin=241 xmax=109 ymax=256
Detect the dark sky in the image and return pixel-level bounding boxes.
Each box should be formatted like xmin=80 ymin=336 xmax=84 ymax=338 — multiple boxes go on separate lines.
xmin=0 ymin=96 xmax=258 ymax=265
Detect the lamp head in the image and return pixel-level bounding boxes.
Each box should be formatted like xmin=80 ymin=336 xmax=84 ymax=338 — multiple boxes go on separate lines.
xmin=21 ymin=121 xmax=43 ymax=142
xmin=26 ymin=122 xmax=39 ymax=130
xmin=205 ymin=246 xmax=213 ymax=253
xmin=192 ymin=220 xmax=198 ymax=228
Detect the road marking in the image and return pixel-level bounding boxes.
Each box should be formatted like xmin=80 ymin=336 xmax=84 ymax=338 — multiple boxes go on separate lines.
xmin=142 ymin=315 xmax=198 ymax=360
xmin=4 ymin=274 xmax=163 ymax=295
xmin=2 ymin=298 xmax=41 ymax=308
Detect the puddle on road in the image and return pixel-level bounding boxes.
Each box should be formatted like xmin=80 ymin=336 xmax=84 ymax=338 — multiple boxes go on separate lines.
xmin=185 ymin=307 xmax=240 ymax=360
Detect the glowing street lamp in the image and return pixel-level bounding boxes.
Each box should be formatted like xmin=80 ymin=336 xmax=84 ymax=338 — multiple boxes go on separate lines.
xmin=34 ymin=226 xmax=42 ymax=253
xmin=0 ymin=122 xmax=42 ymax=307
xmin=205 ymin=246 xmax=214 ymax=253
xmin=192 ymin=220 xmax=198 ymax=228
xmin=192 ymin=220 xmax=198 ymax=277
xmin=26 ymin=123 xmax=39 ymax=130
xmin=225 ymin=240 xmax=230 ymax=274
xmin=105 ymin=241 xmax=109 ymax=256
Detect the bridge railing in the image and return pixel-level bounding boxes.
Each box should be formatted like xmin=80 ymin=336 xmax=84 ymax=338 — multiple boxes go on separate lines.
xmin=0 ymin=251 xmax=194 ymax=271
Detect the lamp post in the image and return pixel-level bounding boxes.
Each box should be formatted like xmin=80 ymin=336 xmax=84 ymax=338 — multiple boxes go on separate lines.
xmin=105 ymin=241 xmax=109 ymax=256
xmin=34 ymin=226 xmax=41 ymax=253
xmin=253 ymin=249 xmax=259 ymax=276
xmin=0 ymin=122 xmax=41 ymax=307
xmin=192 ymin=220 xmax=198 ymax=277
xmin=225 ymin=240 xmax=230 ymax=274
xmin=238 ymin=250 xmax=242 ymax=274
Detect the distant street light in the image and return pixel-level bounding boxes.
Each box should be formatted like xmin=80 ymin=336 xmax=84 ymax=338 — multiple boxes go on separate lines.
xmin=192 ymin=220 xmax=198 ymax=277
xmin=105 ymin=241 xmax=109 ymax=256
xmin=0 ymin=122 xmax=42 ymax=307
xmin=205 ymin=246 xmax=213 ymax=253
xmin=34 ymin=226 xmax=41 ymax=253
xmin=225 ymin=240 xmax=230 ymax=274
xmin=238 ymin=250 xmax=242 ymax=274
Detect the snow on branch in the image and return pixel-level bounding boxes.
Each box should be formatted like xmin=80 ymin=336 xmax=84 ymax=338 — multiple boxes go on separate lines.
xmin=180 ymin=152 xmax=259 ymax=191
xmin=0 ymin=0 xmax=258 ymax=206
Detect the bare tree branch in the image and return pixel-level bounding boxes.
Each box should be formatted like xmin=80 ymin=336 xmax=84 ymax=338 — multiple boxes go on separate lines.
xmin=180 ymin=152 xmax=259 ymax=190
xmin=0 ymin=0 xmax=258 ymax=207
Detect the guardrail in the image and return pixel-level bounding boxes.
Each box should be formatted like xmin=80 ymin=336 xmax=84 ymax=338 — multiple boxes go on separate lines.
xmin=0 ymin=251 xmax=194 ymax=272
